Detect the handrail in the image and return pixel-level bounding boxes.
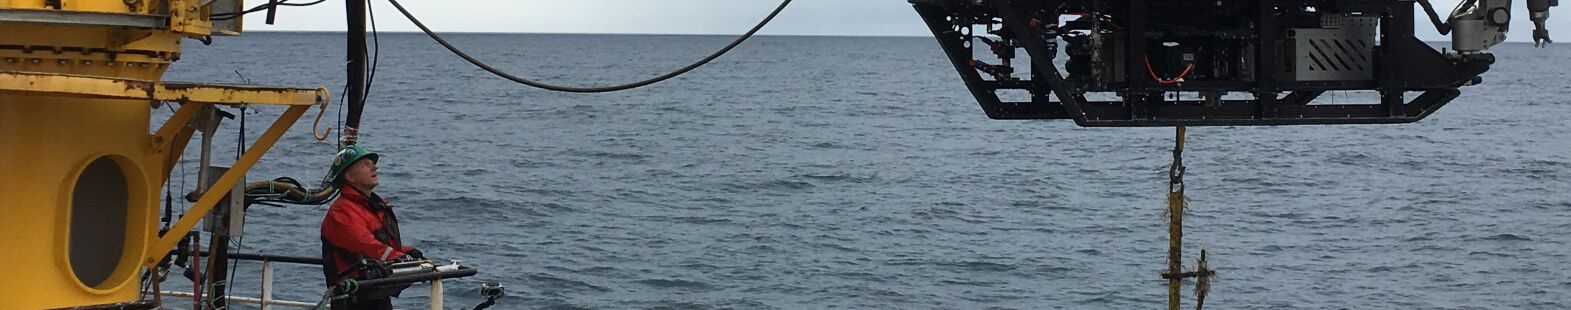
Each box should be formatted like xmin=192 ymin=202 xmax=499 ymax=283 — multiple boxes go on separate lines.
xmin=195 ymin=250 xmax=323 ymax=265
xmin=154 ymin=255 xmax=474 ymax=310
xmin=153 ymin=291 xmax=316 ymax=309
xmin=152 ymin=264 xmax=471 ymax=310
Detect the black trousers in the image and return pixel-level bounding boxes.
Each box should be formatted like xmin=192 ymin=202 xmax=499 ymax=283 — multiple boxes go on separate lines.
xmin=331 ymin=297 xmax=393 ymax=310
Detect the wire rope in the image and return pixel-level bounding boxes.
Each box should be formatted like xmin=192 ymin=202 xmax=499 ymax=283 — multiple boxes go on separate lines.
xmin=384 ymin=0 xmax=792 ymax=93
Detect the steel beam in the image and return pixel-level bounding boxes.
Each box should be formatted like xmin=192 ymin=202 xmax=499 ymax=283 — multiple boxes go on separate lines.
xmin=0 ymin=8 xmax=165 ymax=28
xmin=143 ymin=105 xmax=310 ymax=268
xmin=0 ymin=71 xmax=329 ymax=106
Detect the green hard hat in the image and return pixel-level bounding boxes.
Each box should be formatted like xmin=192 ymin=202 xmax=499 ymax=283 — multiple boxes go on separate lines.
xmin=326 ymin=144 xmax=379 ymax=185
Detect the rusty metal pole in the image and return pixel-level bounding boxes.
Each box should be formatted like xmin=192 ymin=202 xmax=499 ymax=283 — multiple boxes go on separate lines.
xmin=1166 ymin=126 xmax=1187 ymax=310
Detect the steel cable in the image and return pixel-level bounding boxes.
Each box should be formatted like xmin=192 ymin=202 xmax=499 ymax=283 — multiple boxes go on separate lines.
xmin=385 ymin=0 xmax=792 ymax=93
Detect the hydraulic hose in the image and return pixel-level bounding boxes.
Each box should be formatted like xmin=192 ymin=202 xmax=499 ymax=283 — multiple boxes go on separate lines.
xmin=244 ymin=178 xmax=339 ymax=206
xmin=385 ymin=0 xmax=792 ymax=93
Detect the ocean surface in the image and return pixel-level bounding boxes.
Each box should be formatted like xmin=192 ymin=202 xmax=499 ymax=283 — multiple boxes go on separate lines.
xmin=160 ymin=32 xmax=1571 ymax=309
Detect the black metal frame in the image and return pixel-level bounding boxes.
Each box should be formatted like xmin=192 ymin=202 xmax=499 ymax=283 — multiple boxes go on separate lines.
xmin=911 ymin=0 xmax=1493 ymax=126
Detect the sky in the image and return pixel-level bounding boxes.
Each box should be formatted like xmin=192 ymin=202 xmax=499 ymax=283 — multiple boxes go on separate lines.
xmin=247 ymin=0 xmax=1566 ymax=42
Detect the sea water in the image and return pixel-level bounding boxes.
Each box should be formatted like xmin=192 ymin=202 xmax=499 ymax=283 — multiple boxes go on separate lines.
xmin=160 ymin=32 xmax=1571 ymax=309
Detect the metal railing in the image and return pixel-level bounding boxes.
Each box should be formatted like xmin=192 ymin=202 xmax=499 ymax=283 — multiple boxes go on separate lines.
xmin=152 ymin=251 xmax=476 ymax=310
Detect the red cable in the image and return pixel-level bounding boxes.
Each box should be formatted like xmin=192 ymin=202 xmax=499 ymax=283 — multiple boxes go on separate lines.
xmin=1144 ymin=56 xmax=1195 ymax=85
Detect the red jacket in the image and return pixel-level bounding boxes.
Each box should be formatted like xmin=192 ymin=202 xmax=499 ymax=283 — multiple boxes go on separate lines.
xmin=320 ymin=187 xmax=411 ymax=285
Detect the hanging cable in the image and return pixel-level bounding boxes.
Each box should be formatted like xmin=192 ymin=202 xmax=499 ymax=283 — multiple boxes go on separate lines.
xmin=1144 ymin=56 xmax=1195 ymax=85
xmin=363 ymin=0 xmax=382 ymax=110
xmin=384 ymin=0 xmax=792 ymax=93
xmin=161 ymin=102 xmax=179 ymax=230
xmin=210 ymin=0 xmax=327 ymax=20
xmin=163 ymin=180 xmax=175 ymax=226
xmin=335 ymin=83 xmax=347 ymax=144
xmin=224 ymin=106 xmax=248 ymax=302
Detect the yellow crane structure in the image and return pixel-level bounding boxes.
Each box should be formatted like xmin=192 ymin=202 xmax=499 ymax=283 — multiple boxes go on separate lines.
xmin=0 ymin=0 xmax=325 ymax=308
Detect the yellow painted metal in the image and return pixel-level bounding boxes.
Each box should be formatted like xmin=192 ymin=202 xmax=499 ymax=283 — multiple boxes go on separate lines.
xmin=0 ymin=25 xmax=182 ymax=81
xmin=0 ymin=99 xmax=311 ymax=308
xmin=0 ymin=71 xmax=328 ymax=106
xmin=167 ymin=0 xmax=216 ymax=35
xmin=0 ymin=24 xmax=181 ymax=52
xmin=0 ymin=96 xmax=161 ymax=309
xmin=0 ymin=0 xmax=134 ymax=13
xmin=62 ymin=0 xmax=133 ymax=13
xmin=1 ymin=0 xmax=214 ymax=34
xmin=143 ymin=104 xmax=308 ymax=270
xmin=0 ymin=1 xmax=339 ymax=308
xmin=152 ymin=100 xmax=203 ymax=153
xmin=0 ymin=71 xmax=326 ymax=107
xmin=0 ymin=1 xmax=46 ymax=10
xmin=154 ymin=102 xmax=202 ymax=182
xmin=153 ymin=83 xmax=327 ymax=106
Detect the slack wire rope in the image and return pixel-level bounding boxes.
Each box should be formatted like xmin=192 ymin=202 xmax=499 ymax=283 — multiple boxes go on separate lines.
xmin=385 ymin=0 xmax=793 ymax=93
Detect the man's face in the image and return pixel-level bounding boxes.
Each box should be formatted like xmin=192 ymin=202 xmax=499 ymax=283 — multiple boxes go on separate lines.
xmin=342 ymin=159 xmax=379 ymax=192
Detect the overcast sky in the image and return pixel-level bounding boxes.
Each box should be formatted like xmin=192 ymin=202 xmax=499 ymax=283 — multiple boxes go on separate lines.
xmin=248 ymin=0 xmax=1564 ymax=42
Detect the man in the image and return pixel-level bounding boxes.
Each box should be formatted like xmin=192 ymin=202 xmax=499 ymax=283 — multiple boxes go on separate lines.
xmin=320 ymin=145 xmax=423 ymax=310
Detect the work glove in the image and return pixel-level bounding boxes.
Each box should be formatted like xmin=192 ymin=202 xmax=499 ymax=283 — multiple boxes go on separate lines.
xmin=405 ymin=248 xmax=425 ymax=260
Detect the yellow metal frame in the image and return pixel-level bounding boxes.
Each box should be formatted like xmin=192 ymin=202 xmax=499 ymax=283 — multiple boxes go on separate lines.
xmin=0 ymin=1 xmax=333 ymax=307
xmin=0 ymin=0 xmax=217 ymax=35
xmin=0 ymin=69 xmax=328 ymax=273
xmin=0 ymin=71 xmax=326 ymax=106
xmin=142 ymin=104 xmax=310 ymax=267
